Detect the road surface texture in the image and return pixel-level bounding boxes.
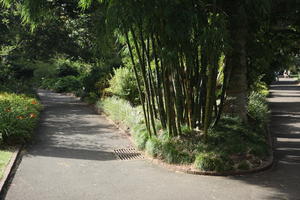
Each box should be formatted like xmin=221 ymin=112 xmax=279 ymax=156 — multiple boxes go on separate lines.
xmin=2 ymin=78 xmax=300 ymax=200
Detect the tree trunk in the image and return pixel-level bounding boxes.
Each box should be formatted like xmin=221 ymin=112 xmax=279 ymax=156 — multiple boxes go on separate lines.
xmin=224 ymin=2 xmax=248 ymax=122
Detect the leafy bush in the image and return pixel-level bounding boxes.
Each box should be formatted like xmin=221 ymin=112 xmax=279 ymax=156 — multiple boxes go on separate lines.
xmin=194 ymin=152 xmax=233 ymax=172
xmin=57 ymin=63 xmax=80 ymax=77
xmin=237 ymin=160 xmax=251 ymax=170
xmin=33 ymin=61 xmax=57 ymax=79
xmin=83 ymin=92 xmax=98 ymax=104
xmin=40 ymin=78 xmax=58 ymax=90
xmin=53 ymin=76 xmax=82 ymax=93
xmin=106 ymin=67 xmax=140 ymax=105
xmin=100 ymin=97 xmax=269 ymax=172
xmin=0 ymin=93 xmax=41 ymax=144
xmin=99 ymin=97 xmax=144 ymax=128
xmin=145 ymin=137 xmax=162 ymax=157
xmin=81 ymin=65 xmax=111 ymax=97
xmin=133 ymin=128 xmax=149 ymax=150
xmin=99 ymin=97 xmax=147 ymax=149
xmin=207 ymin=116 xmax=268 ymax=156
xmin=0 ymin=79 xmax=37 ymax=96
xmin=247 ymin=91 xmax=269 ymax=126
xmin=250 ymin=80 xmax=269 ymax=96
xmin=10 ymin=63 xmax=35 ymax=80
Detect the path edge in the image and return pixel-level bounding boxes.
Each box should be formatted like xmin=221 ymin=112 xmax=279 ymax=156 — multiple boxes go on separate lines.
xmin=94 ymin=105 xmax=274 ymax=176
xmin=62 ymin=92 xmax=274 ymax=176
xmin=0 ymin=145 xmax=22 ymax=196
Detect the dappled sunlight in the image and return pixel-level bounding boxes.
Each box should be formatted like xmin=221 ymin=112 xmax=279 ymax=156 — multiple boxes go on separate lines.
xmin=24 ymin=90 xmax=132 ymax=162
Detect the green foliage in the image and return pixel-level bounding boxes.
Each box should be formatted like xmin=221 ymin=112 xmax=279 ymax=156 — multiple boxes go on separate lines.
xmin=101 ymin=97 xmax=270 ymax=171
xmin=106 ymin=67 xmax=140 ymax=105
xmin=40 ymin=78 xmax=57 ymax=90
xmin=144 ymin=137 xmax=194 ymax=164
xmin=33 ymin=61 xmax=57 ymax=79
xmin=160 ymin=140 xmax=180 ymax=164
xmin=83 ymin=92 xmax=98 ymax=104
xmin=248 ymin=144 xmax=268 ymax=157
xmin=237 ymin=160 xmax=250 ymax=170
xmin=247 ymin=92 xmax=269 ymax=126
xmin=99 ymin=97 xmax=144 ymax=128
xmin=145 ymin=137 xmax=161 ymax=157
xmin=250 ymin=76 xmax=269 ymax=96
xmin=80 ymin=64 xmax=111 ymax=97
xmin=133 ymin=128 xmax=149 ymax=150
xmin=57 ymin=63 xmax=80 ymax=77
xmin=194 ymin=152 xmax=233 ymax=172
xmin=208 ymin=116 xmax=268 ymax=155
xmin=100 ymin=97 xmax=149 ymax=149
xmin=53 ymin=76 xmax=82 ymax=93
xmin=0 ymin=93 xmax=41 ymax=144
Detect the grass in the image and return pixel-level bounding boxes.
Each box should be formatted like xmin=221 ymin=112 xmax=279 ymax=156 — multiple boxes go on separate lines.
xmin=0 ymin=149 xmax=13 ymax=180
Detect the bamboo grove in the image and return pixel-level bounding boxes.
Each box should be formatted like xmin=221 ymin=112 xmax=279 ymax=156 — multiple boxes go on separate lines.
xmin=72 ymin=0 xmax=270 ymax=138
xmin=4 ymin=0 xmax=297 ymax=139
xmin=106 ymin=0 xmax=231 ymax=137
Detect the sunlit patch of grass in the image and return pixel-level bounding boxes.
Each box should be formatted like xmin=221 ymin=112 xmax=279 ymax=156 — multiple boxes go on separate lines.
xmin=0 ymin=149 xmax=13 ymax=180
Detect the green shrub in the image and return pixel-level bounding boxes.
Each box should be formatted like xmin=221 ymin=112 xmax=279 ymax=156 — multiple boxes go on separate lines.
xmin=57 ymin=63 xmax=80 ymax=77
xmin=0 ymin=93 xmax=41 ymax=144
xmin=83 ymin=92 xmax=98 ymax=104
xmin=237 ymin=160 xmax=251 ymax=170
xmin=33 ymin=61 xmax=57 ymax=79
xmin=41 ymin=78 xmax=57 ymax=90
xmin=106 ymin=67 xmax=140 ymax=105
xmin=194 ymin=152 xmax=233 ymax=172
xmin=81 ymin=65 xmax=111 ymax=97
xmin=250 ymin=80 xmax=269 ymax=96
xmin=99 ymin=97 xmax=148 ymax=149
xmin=133 ymin=128 xmax=149 ymax=150
xmin=100 ymin=97 xmax=269 ymax=172
xmin=53 ymin=76 xmax=82 ymax=93
xmin=248 ymin=143 xmax=268 ymax=157
xmin=99 ymin=97 xmax=144 ymax=128
xmin=248 ymin=91 xmax=269 ymax=126
xmin=10 ymin=63 xmax=35 ymax=80
xmin=160 ymin=140 xmax=179 ymax=163
xmin=145 ymin=137 xmax=162 ymax=157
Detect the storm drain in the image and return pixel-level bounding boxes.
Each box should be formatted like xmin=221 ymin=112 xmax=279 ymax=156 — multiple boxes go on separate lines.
xmin=114 ymin=148 xmax=144 ymax=160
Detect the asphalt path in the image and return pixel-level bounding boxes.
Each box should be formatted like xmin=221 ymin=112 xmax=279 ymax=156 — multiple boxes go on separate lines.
xmin=2 ymin=78 xmax=300 ymax=200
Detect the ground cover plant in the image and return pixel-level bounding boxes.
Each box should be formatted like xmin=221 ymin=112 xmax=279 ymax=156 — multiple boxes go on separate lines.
xmin=0 ymin=93 xmax=42 ymax=144
xmin=99 ymin=92 xmax=270 ymax=173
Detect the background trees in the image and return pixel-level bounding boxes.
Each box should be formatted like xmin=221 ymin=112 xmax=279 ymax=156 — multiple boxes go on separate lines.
xmin=1 ymin=0 xmax=299 ymax=135
xmin=0 ymin=0 xmax=299 ymax=171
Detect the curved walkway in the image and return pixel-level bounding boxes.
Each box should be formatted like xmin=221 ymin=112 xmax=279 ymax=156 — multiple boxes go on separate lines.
xmin=2 ymin=79 xmax=300 ymax=200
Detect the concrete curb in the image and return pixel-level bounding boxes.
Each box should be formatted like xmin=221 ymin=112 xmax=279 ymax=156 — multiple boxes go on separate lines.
xmin=0 ymin=146 xmax=22 ymax=195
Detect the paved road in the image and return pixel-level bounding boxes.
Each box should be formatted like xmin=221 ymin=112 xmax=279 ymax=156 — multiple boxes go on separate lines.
xmin=2 ymin=79 xmax=300 ymax=200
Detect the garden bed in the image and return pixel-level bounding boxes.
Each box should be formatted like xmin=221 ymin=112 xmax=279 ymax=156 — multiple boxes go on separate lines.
xmin=0 ymin=93 xmax=42 ymax=144
xmin=98 ymin=95 xmax=273 ymax=175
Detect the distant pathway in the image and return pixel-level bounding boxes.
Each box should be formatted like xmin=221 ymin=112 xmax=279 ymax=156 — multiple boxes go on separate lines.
xmin=2 ymin=80 xmax=300 ymax=200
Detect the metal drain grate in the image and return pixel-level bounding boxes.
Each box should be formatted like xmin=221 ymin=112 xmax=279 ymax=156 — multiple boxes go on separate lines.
xmin=114 ymin=148 xmax=144 ymax=160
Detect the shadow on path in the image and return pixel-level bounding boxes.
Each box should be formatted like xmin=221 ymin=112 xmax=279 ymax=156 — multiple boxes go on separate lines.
xmin=24 ymin=90 xmax=132 ymax=162
xmin=228 ymin=78 xmax=300 ymax=199
xmin=3 ymin=82 xmax=300 ymax=200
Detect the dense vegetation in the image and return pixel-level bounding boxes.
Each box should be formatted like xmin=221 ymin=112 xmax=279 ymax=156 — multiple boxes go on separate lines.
xmin=0 ymin=0 xmax=299 ymax=172
xmin=0 ymin=93 xmax=41 ymax=144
